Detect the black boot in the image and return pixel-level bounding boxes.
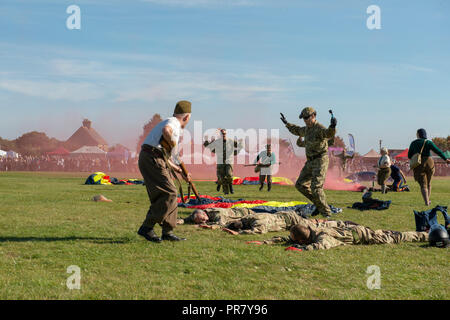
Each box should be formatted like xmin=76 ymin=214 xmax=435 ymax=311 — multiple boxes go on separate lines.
xmin=259 ymin=184 xmax=264 ymax=191
xmin=216 ymin=184 xmax=221 ymax=192
xmin=162 ymin=232 xmax=187 ymax=241
xmin=267 ymin=183 xmax=272 ymax=192
xmin=230 ymin=184 xmax=234 ymax=194
xmin=138 ymin=225 xmax=162 ymax=243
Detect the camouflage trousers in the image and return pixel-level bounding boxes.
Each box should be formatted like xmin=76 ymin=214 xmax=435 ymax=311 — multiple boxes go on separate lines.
xmin=217 ymin=164 xmax=233 ymax=193
xmin=351 ymin=225 xmax=429 ymax=245
xmin=240 ymin=211 xmax=303 ymax=234
xmin=295 ymin=155 xmax=331 ymax=215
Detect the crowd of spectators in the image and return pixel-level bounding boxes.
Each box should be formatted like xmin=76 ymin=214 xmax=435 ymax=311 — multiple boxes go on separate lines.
xmin=0 ymin=155 xmax=139 ymax=173
xmin=1 ymin=153 xmax=448 ymax=176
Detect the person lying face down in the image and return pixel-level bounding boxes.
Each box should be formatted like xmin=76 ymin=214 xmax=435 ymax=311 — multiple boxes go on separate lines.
xmin=223 ymin=211 xmax=345 ymax=235
xmin=263 ymin=222 xmax=428 ymax=250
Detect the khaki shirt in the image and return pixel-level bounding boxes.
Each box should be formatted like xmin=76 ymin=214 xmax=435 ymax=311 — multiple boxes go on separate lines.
xmin=285 ymin=122 xmax=335 ymax=158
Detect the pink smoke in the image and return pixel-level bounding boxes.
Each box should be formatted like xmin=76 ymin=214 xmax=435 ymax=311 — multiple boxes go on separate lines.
xmin=324 ymin=167 xmax=366 ymax=192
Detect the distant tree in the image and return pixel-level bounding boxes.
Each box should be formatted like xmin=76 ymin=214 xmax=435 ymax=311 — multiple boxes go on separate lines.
xmin=0 ymin=137 xmax=16 ymax=151
xmin=14 ymin=131 xmax=61 ymax=156
xmin=432 ymin=136 xmax=449 ymax=152
xmin=331 ymin=135 xmax=346 ymax=149
xmin=136 ymin=114 xmax=163 ymax=153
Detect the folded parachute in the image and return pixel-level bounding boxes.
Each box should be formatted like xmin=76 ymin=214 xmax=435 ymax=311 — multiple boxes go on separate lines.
xmin=85 ymin=172 xmax=144 ymax=185
xmin=177 ymin=195 xmax=342 ymax=216
xmin=233 ymin=176 xmax=294 ymax=185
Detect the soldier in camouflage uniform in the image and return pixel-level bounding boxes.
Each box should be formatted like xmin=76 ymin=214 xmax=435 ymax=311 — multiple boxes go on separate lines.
xmin=265 ymin=223 xmax=428 ymax=250
xmin=178 ymin=207 xmax=254 ymax=227
xmin=228 ymin=211 xmax=343 ymax=234
xmin=204 ymin=129 xmax=243 ymax=195
xmin=281 ymin=107 xmax=337 ymax=218
xmin=178 ymin=207 xmax=339 ymax=235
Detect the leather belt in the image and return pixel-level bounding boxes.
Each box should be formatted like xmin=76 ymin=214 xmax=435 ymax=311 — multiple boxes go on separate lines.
xmin=141 ymin=144 xmax=164 ymax=158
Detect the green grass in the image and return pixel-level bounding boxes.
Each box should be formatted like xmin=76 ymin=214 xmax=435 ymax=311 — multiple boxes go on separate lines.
xmin=0 ymin=171 xmax=449 ymax=299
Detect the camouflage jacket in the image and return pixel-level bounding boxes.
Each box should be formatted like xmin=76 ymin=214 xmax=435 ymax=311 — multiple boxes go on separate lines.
xmin=262 ymin=220 xmax=356 ymax=244
xmin=285 ymin=121 xmax=336 ymax=158
xmin=183 ymin=207 xmax=253 ymax=226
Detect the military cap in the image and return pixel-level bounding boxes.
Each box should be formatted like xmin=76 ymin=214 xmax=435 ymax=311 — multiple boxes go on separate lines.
xmin=299 ymin=107 xmax=316 ymax=119
xmin=174 ymin=100 xmax=192 ymax=114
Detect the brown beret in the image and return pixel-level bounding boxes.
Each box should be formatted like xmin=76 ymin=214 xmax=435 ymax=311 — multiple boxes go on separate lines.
xmin=174 ymin=100 xmax=192 ymax=114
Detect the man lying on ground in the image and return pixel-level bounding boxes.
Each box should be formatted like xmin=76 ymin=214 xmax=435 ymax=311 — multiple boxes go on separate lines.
xmin=178 ymin=207 xmax=341 ymax=234
xmin=263 ymin=222 xmax=428 ymax=250
xmin=177 ymin=207 xmax=254 ymax=227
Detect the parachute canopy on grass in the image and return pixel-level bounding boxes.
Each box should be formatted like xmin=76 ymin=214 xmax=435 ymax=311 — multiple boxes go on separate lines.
xmin=84 ymin=172 xmax=144 ymax=185
xmin=233 ymin=176 xmax=294 ymax=185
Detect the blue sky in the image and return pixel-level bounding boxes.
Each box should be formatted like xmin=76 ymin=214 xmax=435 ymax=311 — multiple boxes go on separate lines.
xmin=0 ymin=0 xmax=449 ymax=153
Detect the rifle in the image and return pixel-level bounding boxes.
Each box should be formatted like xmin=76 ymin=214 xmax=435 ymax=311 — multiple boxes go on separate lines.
xmin=244 ymin=162 xmax=282 ymax=167
xmin=245 ymin=162 xmax=281 ymax=173
xmin=160 ymin=137 xmax=201 ymax=202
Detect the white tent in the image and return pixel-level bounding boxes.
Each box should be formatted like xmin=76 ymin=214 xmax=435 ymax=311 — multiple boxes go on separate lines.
xmin=6 ymin=150 xmax=19 ymax=158
xmin=0 ymin=150 xmax=7 ymax=157
xmin=71 ymin=146 xmax=107 ymax=155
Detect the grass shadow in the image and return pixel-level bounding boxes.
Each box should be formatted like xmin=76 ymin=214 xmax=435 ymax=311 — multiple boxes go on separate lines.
xmin=0 ymin=236 xmax=131 ymax=244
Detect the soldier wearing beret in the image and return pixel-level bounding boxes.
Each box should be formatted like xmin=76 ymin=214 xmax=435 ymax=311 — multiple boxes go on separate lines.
xmin=281 ymin=107 xmax=337 ymax=218
xmin=137 ymin=100 xmax=192 ymax=243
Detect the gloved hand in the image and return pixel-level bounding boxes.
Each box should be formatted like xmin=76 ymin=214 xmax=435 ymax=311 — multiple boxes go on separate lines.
xmin=280 ymin=113 xmax=288 ymax=125
xmin=330 ymin=117 xmax=337 ymax=128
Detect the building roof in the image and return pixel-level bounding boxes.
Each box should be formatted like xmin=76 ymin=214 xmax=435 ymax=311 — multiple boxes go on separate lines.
xmin=362 ymin=149 xmax=380 ymax=158
xmin=71 ymin=146 xmax=107 ymax=154
xmin=66 ymin=119 xmax=108 ymax=151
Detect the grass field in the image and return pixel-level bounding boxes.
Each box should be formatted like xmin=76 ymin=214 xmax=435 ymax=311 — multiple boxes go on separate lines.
xmin=0 ymin=172 xmax=449 ymax=300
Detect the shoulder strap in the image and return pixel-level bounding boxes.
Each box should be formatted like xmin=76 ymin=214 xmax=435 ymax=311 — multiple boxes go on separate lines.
xmin=419 ymin=139 xmax=427 ymax=155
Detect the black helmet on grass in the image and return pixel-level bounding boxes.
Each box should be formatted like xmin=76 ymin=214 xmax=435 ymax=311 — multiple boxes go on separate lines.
xmin=429 ymin=225 xmax=450 ymax=248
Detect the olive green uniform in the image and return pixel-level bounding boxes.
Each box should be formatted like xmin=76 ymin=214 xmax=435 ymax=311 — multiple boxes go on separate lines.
xmin=183 ymin=207 xmax=254 ymax=226
xmin=268 ymin=224 xmax=428 ymax=250
xmin=204 ymin=138 xmax=242 ymax=194
xmin=238 ymin=211 xmax=342 ymax=234
xmin=285 ymin=121 xmax=336 ymax=216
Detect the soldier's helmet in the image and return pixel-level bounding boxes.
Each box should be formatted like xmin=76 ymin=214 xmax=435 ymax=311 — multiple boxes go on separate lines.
xmin=299 ymin=107 xmax=316 ymax=119
xmin=428 ymin=225 xmax=450 ymax=248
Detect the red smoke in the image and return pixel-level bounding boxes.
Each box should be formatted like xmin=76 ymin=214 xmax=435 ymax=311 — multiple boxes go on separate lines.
xmin=324 ymin=167 xmax=366 ymax=192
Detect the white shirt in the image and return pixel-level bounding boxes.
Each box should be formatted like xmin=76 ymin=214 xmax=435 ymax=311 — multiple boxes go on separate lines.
xmin=378 ymin=155 xmax=391 ymax=169
xmin=142 ymin=117 xmax=182 ymax=153
xmin=255 ymin=150 xmax=276 ymax=175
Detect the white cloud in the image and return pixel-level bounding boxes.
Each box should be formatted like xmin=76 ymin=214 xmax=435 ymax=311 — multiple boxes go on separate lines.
xmin=0 ymin=80 xmax=105 ymax=101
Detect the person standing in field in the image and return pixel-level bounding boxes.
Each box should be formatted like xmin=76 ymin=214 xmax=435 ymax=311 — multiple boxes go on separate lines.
xmin=254 ymin=144 xmax=277 ymax=192
xmin=281 ymin=107 xmax=337 ymax=218
xmin=203 ymin=129 xmax=243 ymax=195
xmin=137 ymin=100 xmax=192 ymax=243
xmin=377 ymin=147 xmax=391 ymax=194
xmin=408 ymin=128 xmax=450 ymax=206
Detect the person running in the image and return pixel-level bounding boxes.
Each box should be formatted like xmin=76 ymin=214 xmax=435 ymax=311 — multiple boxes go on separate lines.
xmin=408 ymin=128 xmax=450 ymax=206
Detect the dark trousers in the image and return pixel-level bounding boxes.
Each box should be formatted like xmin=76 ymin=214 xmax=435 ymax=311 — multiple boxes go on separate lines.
xmin=259 ymin=174 xmax=272 ymax=190
xmin=138 ymin=150 xmax=178 ymax=233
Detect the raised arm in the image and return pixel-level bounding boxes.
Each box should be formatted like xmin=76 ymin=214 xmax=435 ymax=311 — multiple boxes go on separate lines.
xmin=429 ymin=140 xmax=449 ymax=161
